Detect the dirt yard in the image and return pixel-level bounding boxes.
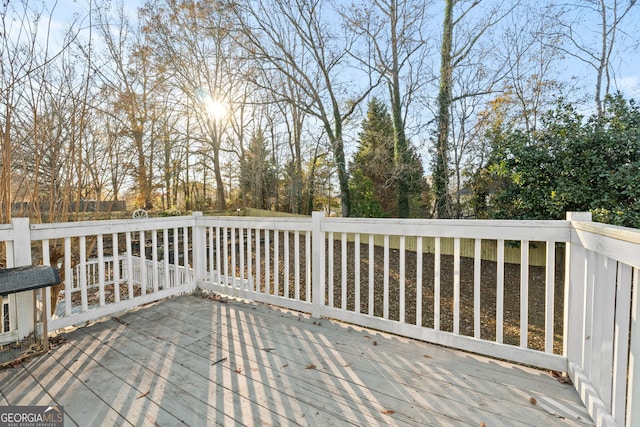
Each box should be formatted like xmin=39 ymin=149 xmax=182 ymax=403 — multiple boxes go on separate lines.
xmin=272 ymin=237 xmax=566 ymax=354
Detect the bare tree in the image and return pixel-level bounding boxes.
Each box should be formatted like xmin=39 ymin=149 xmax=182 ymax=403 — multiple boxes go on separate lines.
xmin=433 ymin=0 xmax=518 ymax=218
xmin=152 ymin=92 xmax=185 ymax=210
xmin=88 ymin=2 xmax=162 ymax=210
xmin=0 ymin=1 xmax=81 ymax=222
xmin=342 ymin=0 xmax=430 ymax=217
xmin=548 ymin=0 xmax=638 ymax=115
xmin=140 ymin=0 xmax=246 ymax=211
xmin=232 ymin=0 xmax=380 ymax=217
xmin=494 ymin=6 xmax=567 ymax=134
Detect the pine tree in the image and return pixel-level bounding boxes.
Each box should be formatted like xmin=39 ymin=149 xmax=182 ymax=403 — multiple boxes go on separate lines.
xmin=350 ymin=97 xmax=426 ymax=217
xmin=240 ymin=130 xmax=276 ymax=209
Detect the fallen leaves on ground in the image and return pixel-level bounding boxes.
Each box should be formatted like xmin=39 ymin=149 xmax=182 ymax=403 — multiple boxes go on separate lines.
xmin=550 ymin=370 xmax=573 ymax=385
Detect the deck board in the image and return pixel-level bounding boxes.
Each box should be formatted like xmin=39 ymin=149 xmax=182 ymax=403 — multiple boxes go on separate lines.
xmin=53 ymin=331 xmax=192 ymax=426
xmin=0 ymin=293 xmax=593 ymax=426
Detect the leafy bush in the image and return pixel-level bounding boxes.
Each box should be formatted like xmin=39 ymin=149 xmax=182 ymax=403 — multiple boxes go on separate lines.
xmin=477 ymin=94 xmax=640 ymax=228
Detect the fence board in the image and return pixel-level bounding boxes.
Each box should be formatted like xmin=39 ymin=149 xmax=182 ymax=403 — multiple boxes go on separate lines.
xmin=416 ymin=237 xmax=423 ymax=328
xmin=113 ymin=233 xmax=121 ymax=302
xmin=434 ymin=237 xmax=441 ymax=331
xmin=628 ymin=269 xmax=640 ymax=426
xmin=521 ymin=241 xmax=529 ymax=348
xmin=497 ymin=240 xmax=504 ymax=343
xmin=354 ymin=234 xmax=360 ymax=313
xmin=474 ymin=239 xmax=481 ymax=339
xmin=341 ymin=233 xmax=347 ymax=310
xmin=453 ymin=238 xmax=460 ymax=335
xmin=383 ymin=235 xmax=389 ymax=320
xmin=97 ymin=235 xmax=106 ymax=306
xmin=368 ymin=234 xmax=374 ymax=317
xmin=545 ymin=241 xmax=556 ymax=353
xmin=612 ymin=263 xmax=631 ymax=424
xmin=400 ymin=236 xmax=406 ymax=324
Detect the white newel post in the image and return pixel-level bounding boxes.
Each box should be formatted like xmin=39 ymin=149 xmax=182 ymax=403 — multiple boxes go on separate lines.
xmin=311 ymin=211 xmax=325 ymax=318
xmin=191 ymin=212 xmax=206 ymax=286
xmin=10 ymin=218 xmax=35 ymax=339
xmin=564 ymin=212 xmax=592 ymax=367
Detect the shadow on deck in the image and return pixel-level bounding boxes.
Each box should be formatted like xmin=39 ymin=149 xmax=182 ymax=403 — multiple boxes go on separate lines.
xmin=0 ymin=293 xmax=592 ymax=426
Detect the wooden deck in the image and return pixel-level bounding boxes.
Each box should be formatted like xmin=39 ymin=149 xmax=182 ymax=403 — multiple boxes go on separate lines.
xmin=0 ymin=293 xmax=593 ymax=426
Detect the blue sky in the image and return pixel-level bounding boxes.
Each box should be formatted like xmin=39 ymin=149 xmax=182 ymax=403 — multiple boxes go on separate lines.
xmin=41 ymin=0 xmax=640 ymax=103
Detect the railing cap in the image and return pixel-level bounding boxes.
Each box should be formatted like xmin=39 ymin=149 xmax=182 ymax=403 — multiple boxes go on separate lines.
xmin=566 ymin=212 xmax=592 ymax=221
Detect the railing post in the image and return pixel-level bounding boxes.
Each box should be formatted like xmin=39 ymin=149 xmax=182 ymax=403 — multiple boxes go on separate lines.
xmin=9 ymin=218 xmax=35 ymax=339
xmin=191 ymin=212 xmax=206 ymax=286
xmin=311 ymin=211 xmax=325 ymax=318
xmin=9 ymin=217 xmax=32 ymax=267
xmin=564 ymin=212 xmax=592 ymax=366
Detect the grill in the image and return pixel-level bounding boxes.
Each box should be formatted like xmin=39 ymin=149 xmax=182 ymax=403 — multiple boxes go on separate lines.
xmin=0 ymin=265 xmax=60 ymax=367
xmin=0 ymin=265 xmax=60 ymax=296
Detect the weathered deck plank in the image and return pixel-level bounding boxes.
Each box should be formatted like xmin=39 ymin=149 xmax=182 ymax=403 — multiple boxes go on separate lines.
xmin=131 ymin=299 xmax=556 ymax=426
xmin=52 ymin=330 xmax=194 ymax=426
xmin=149 ymin=295 xmax=591 ymax=425
xmin=0 ymin=293 xmax=593 ymax=426
xmin=124 ymin=308 xmax=449 ymax=426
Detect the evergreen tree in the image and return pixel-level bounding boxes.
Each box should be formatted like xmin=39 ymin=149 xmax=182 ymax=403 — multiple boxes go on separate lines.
xmin=350 ymin=97 xmax=427 ymax=217
xmin=240 ymin=130 xmax=276 ymax=209
xmin=349 ymin=98 xmax=396 ymax=217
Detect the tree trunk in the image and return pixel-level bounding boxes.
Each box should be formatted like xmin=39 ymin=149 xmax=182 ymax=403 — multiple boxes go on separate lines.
xmin=434 ymin=0 xmax=454 ymax=218
xmin=133 ymin=125 xmax=152 ymax=210
xmin=333 ymin=135 xmax=350 ymax=217
xmin=389 ymin=0 xmax=410 ymax=218
xmin=213 ymin=146 xmax=226 ymax=211
xmin=1 ymin=108 xmax=12 ymax=223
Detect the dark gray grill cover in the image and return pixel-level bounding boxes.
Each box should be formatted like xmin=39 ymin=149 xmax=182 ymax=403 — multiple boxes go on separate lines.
xmin=0 ymin=265 xmax=61 ymax=296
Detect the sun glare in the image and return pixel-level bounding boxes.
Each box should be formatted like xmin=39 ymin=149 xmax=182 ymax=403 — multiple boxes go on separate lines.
xmin=195 ymin=88 xmax=228 ymax=120
xmin=206 ymin=100 xmax=227 ymax=119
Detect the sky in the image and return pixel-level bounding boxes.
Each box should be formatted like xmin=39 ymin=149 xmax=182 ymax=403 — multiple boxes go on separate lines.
xmin=42 ymin=0 xmax=639 ymax=99
xmin=7 ymin=0 xmax=633 ymax=118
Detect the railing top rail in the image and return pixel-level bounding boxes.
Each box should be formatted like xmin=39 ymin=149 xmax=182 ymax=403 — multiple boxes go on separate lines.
xmin=0 ymin=223 xmax=14 ymax=241
xmin=195 ymin=215 xmax=313 ymax=232
xmin=20 ymin=214 xmax=579 ymax=242
xmin=321 ymin=217 xmax=572 ymax=241
xmin=571 ymin=220 xmax=640 ymax=245
xmin=571 ymin=221 xmax=640 ymax=268
xmin=30 ymin=216 xmax=197 ymax=240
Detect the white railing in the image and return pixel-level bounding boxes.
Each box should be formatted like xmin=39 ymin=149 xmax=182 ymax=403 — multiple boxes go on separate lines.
xmin=29 ymin=216 xmax=196 ymax=331
xmin=70 ymin=256 xmax=189 ymax=292
xmin=195 ymin=213 xmax=571 ymax=367
xmin=564 ymin=213 xmax=640 ymax=427
xmin=197 ymin=215 xmax=314 ymax=314
xmin=57 ymin=256 xmax=189 ymax=317
xmin=0 ymin=211 xmax=638 ymax=426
